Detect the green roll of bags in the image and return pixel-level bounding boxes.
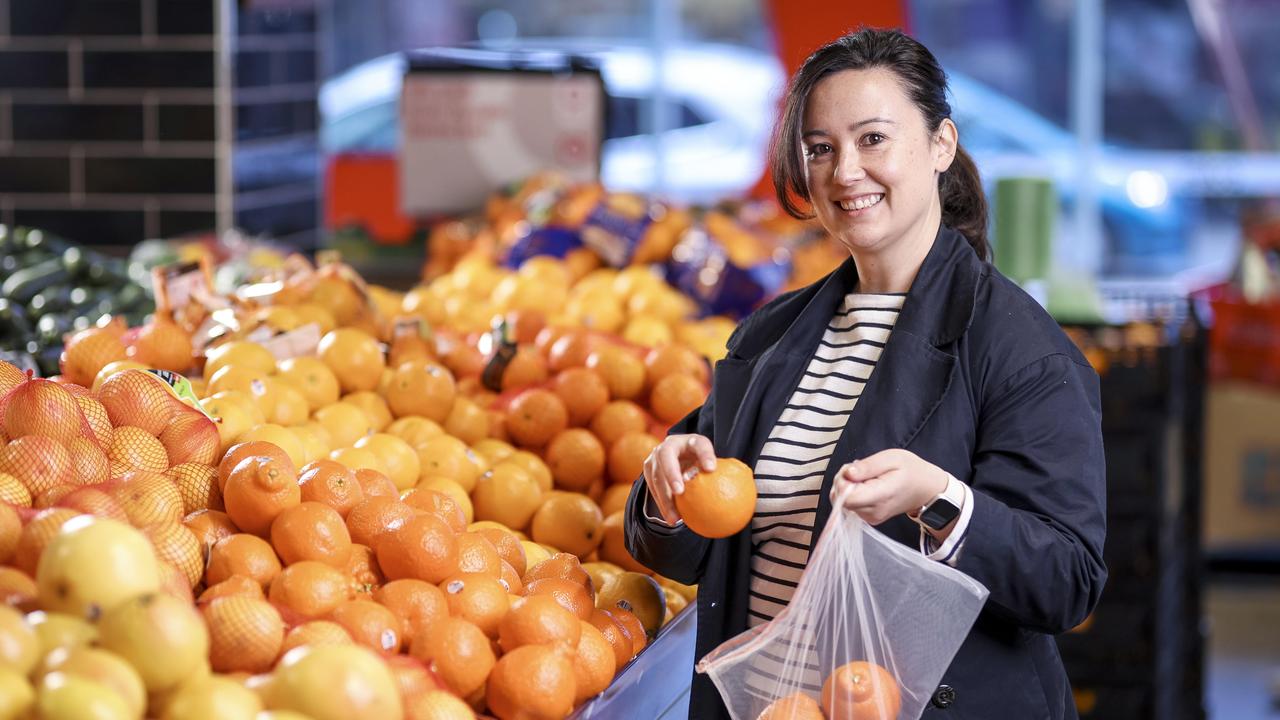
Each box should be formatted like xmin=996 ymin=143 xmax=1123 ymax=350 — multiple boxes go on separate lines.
xmin=993 ymin=177 xmax=1056 ymax=284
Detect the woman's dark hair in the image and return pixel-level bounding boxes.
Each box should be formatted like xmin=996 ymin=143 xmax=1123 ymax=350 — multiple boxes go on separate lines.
xmin=770 ymin=28 xmax=989 ymax=261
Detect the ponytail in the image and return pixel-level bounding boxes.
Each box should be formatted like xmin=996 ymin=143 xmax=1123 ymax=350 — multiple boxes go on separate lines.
xmin=940 ymin=144 xmax=988 ymax=261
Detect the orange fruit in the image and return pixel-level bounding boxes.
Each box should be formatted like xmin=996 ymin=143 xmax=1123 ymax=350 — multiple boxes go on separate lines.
xmin=0 ymin=435 xmax=71 ymax=496
xmin=32 ymin=483 xmax=75 ymax=509
xmin=523 ymin=552 xmax=593 ymax=590
xmin=60 ymin=326 xmax=127 ymax=387
xmin=206 ymin=533 xmax=283 ymax=590
xmin=0 ymin=471 xmax=31 ymax=508
xmin=443 ymin=398 xmax=489 ymax=446
xmin=589 ymin=401 xmax=649 ymax=449
xmin=599 ymin=511 xmax=649 ymax=574
xmin=0 ymin=565 xmax=37 ymax=608
xmin=586 ymin=346 xmax=645 ymax=401
xmin=547 ymin=329 xmax=597 ymax=372
xmin=205 ymin=362 xmax=271 ymax=398
xmin=13 ymin=507 xmax=79 ymax=576
xmin=329 ymin=446 xmax=386 ymax=475
xmin=292 ymin=422 xmax=334 ymax=466
xmin=281 ymin=620 xmax=353 ymax=654
xmin=275 ymin=357 xmax=341 ymax=412
xmin=354 ymin=433 xmax=420 ymax=491
xmin=440 ymin=338 xmax=485 ymax=381
xmin=404 ymin=690 xmax=475 ymax=720
xmin=497 ymin=593 xmax=581 ymax=653
xmin=203 ymin=595 xmax=285 ymax=673
xmin=505 ymin=389 xmax=568 ymax=450
xmin=760 ymin=692 xmax=826 ymax=720
xmin=344 ymin=391 xmax=394 ymax=432
xmin=498 ymin=560 xmax=524 ymax=596
xmin=606 ymin=607 xmax=647 ymax=656
xmin=530 ymin=491 xmax=604 ymax=559
xmin=439 ymin=572 xmax=509 ymax=639
xmin=649 ymin=374 xmax=707 ymax=426
xmin=268 ymin=560 xmax=353 ymax=620
xmin=66 ymin=436 xmax=110 ymax=487
xmin=204 ymin=340 xmax=277 ymax=379
xmin=183 ymin=509 xmax=239 ymax=549
xmin=821 ymin=661 xmax=901 ymax=720
xmin=386 ymin=416 xmax=444 ymax=449
xmin=198 ymin=574 xmax=265 ymax=604
xmin=271 ymin=501 xmax=354 ymax=568
xmin=345 ymin=496 xmax=417 ymax=548
xmin=644 ymin=343 xmax=709 ymax=387
xmin=399 ymin=488 xmax=464 ymax=534
xmin=329 ymin=599 xmax=402 ymax=655
xmin=0 ymin=502 xmax=20 ymax=564
xmin=452 ymin=532 xmax=502 ymax=577
xmin=2 ymin=377 xmax=90 ymax=446
xmin=167 ymin=462 xmax=221 ymax=515
xmin=673 ymin=457 xmax=756 ymax=539
xmin=374 ymin=579 xmax=448 ymax=649
xmin=525 ymin=577 xmax=595 ymax=621
xmin=470 ymin=438 xmax=515 ymax=465
xmin=355 ymin=468 xmax=399 ymax=499
xmin=501 ymin=450 xmax=552 ymax=494
xmin=223 ymin=454 xmax=301 ymax=537
xmin=108 ymin=425 xmax=169 ymax=473
xmin=544 ymin=429 xmax=605 ymax=492
xmin=607 ymin=432 xmax=658 ymax=486
xmin=108 ymin=469 xmax=185 ymax=525
xmin=312 ymin=402 xmax=373 ymax=449
xmin=217 ymin=440 xmax=295 ymax=493
xmin=346 ymin=542 xmax=385 ymax=590
xmin=200 ymin=397 xmax=252 ymax=454
xmin=142 ymin=522 xmax=204 ymax=588
xmin=473 ymin=526 xmax=527 ymax=577
xmin=265 ymin=379 xmax=311 ymax=427
xmin=158 ymin=410 xmax=221 ymax=466
xmin=408 ymin=616 xmax=495 ymax=698
xmin=471 ymin=464 xmax=543 ymax=532
xmin=98 ymin=369 xmax=182 ymax=436
xmin=414 ymin=435 xmax=486 ymax=492
xmin=157 ymin=557 xmax=196 ymax=603
xmin=317 ymin=328 xmax=386 ymax=394
xmin=485 ymin=644 xmax=575 ymax=720
xmin=498 ymin=347 xmax=549 ymax=392
xmin=386 ymin=362 xmax=457 ymax=423
xmin=415 ymin=477 xmax=473 ymax=525
xmin=376 ymin=513 xmax=459 ymax=584
xmin=75 ymin=395 xmax=114 ymax=448
xmin=239 ymin=423 xmax=306 ymax=468
xmin=550 ymin=367 xmax=610 ymax=428
xmin=589 ymin=609 xmax=634 ymax=668
xmin=298 ymin=460 xmax=364 ymax=517
xmin=572 ymin=619 xmax=617 ymax=704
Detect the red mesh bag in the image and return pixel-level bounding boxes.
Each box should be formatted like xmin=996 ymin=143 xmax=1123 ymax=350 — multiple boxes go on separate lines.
xmin=168 ymin=462 xmax=223 ymax=516
xmin=101 ymin=471 xmax=185 ymax=527
xmin=0 ymin=373 xmax=99 ymax=447
xmin=107 ymin=426 xmax=171 ymax=475
xmin=0 ymin=435 xmax=74 ymax=498
xmin=97 ymin=369 xmax=184 ymax=437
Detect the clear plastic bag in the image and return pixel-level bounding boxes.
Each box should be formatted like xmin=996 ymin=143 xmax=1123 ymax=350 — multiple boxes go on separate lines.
xmin=697 ymin=497 xmax=989 ymax=720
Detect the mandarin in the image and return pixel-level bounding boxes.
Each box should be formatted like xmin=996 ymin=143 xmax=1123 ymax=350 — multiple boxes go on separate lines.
xmin=485 ymin=644 xmax=576 ymax=720
xmin=297 ymin=459 xmax=364 ymax=517
xmin=329 ymin=599 xmax=402 ymax=655
xmin=439 ymin=572 xmax=509 ymax=639
xmin=408 ymin=616 xmax=495 ymax=698
xmin=373 ymin=579 xmax=448 ymax=649
xmin=497 ymin=594 xmax=581 ymax=653
xmin=270 ymin=501 xmax=354 ymax=568
xmin=525 ymin=577 xmax=595 ymax=621
xmin=375 ymin=513 xmax=459 ymax=584
xmin=267 ymin=560 xmax=352 ymax=620
xmin=206 ymin=533 xmax=282 ymax=590
xmin=223 ymin=455 xmax=301 ymax=537
xmin=345 ymin=497 xmax=417 ymax=548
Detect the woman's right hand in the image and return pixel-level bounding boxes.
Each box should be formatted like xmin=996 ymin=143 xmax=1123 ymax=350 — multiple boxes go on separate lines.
xmin=642 ymin=434 xmax=717 ymax=525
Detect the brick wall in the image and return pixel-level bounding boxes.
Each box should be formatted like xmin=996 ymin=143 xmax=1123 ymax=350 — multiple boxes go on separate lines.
xmin=0 ymin=0 xmax=319 ymax=250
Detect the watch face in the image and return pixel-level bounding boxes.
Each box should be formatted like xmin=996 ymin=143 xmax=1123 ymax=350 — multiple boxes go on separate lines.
xmin=920 ymin=498 xmax=961 ymax=531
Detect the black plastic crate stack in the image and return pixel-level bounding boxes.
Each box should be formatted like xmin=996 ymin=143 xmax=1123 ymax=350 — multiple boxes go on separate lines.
xmin=1057 ymin=320 xmax=1207 ymax=720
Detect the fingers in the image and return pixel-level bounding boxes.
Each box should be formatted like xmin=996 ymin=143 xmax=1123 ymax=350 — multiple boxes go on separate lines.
xmin=642 ymin=450 xmax=681 ymax=525
xmin=841 ymin=449 xmax=905 ymax=483
xmin=684 ymin=435 xmax=717 ymax=473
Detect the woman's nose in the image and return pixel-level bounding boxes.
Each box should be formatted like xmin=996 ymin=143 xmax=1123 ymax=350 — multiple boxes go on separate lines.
xmin=833 ymin=149 xmax=866 ymax=185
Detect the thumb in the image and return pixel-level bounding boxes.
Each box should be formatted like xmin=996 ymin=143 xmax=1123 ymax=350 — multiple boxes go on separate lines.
xmin=843 ymin=449 xmax=902 ymax=482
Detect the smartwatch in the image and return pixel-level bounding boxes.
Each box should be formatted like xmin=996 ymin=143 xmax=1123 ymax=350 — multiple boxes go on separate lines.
xmin=911 ymin=475 xmax=964 ymax=531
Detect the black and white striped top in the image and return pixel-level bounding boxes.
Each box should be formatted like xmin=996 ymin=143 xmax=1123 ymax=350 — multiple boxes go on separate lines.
xmin=747 ymin=291 xmax=905 ymax=627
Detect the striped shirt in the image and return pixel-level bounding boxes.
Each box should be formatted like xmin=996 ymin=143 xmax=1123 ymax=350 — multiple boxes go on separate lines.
xmin=747 ymin=291 xmax=905 ymax=627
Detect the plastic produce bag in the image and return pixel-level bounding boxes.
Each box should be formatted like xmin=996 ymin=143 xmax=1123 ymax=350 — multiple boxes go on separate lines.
xmin=697 ymin=497 xmax=988 ymax=720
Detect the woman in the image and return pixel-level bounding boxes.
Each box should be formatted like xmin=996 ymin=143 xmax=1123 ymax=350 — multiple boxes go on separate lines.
xmin=625 ymin=28 xmax=1106 ymax=720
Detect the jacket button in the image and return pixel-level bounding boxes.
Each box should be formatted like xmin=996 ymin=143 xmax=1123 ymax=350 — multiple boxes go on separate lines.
xmin=931 ymin=685 xmax=955 ymax=709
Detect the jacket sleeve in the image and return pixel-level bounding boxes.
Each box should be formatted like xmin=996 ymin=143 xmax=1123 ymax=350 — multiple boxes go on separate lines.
xmin=956 ymin=352 xmax=1107 ymax=635
xmin=622 ymin=396 xmax=715 ymax=586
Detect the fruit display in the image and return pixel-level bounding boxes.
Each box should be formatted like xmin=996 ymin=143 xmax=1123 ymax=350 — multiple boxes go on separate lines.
xmin=0 ymin=241 xmax=729 ymax=718
xmin=0 ymin=227 xmax=154 ymax=377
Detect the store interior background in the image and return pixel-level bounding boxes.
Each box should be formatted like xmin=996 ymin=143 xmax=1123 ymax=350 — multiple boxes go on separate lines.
xmin=2 ymin=0 xmax=1279 ymax=717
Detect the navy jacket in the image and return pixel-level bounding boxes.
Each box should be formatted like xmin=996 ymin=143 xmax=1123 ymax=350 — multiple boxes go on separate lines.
xmin=625 ymin=226 xmax=1107 ymax=719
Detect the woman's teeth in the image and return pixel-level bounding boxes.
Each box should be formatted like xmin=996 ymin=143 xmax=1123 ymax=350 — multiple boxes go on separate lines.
xmin=838 ymin=194 xmax=883 ymax=211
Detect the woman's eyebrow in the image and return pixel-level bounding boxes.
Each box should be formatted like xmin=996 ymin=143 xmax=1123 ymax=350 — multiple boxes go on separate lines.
xmin=802 ymin=117 xmax=896 ymax=140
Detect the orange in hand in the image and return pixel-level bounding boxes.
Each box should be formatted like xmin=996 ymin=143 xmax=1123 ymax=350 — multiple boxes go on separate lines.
xmin=673 ymin=457 xmax=756 ymax=539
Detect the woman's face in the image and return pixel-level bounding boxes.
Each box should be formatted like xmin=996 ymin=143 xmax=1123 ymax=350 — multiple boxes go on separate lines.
xmin=801 ymin=67 xmax=955 ymax=257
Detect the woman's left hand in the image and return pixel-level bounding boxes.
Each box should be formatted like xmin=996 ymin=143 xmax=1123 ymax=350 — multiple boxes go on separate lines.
xmin=831 ymin=449 xmax=949 ymax=525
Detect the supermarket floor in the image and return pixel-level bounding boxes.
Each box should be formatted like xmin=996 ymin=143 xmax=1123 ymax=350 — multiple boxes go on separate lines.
xmin=1206 ymin=574 xmax=1280 ymax=719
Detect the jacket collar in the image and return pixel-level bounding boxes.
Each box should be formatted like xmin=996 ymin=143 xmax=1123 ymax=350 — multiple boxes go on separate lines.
xmin=725 ymin=225 xmax=984 ymax=359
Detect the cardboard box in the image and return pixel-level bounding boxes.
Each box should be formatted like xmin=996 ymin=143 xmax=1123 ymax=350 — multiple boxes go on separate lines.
xmin=1203 ymin=381 xmax=1280 ymax=551
xmin=399 ymin=49 xmax=604 ymax=216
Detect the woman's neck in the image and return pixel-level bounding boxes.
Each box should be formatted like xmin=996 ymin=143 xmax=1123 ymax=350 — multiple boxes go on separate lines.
xmin=849 ymin=205 xmax=942 ymax=294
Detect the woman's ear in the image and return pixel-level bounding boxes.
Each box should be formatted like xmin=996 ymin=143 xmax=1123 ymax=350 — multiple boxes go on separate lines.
xmin=934 ymin=118 xmax=958 ymax=173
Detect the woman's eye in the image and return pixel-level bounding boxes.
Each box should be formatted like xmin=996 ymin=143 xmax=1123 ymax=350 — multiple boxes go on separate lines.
xmin=805 ymin=143 xmax=832 ymax=158
xmin=862 ymin=133 xmax=886 ymax=146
